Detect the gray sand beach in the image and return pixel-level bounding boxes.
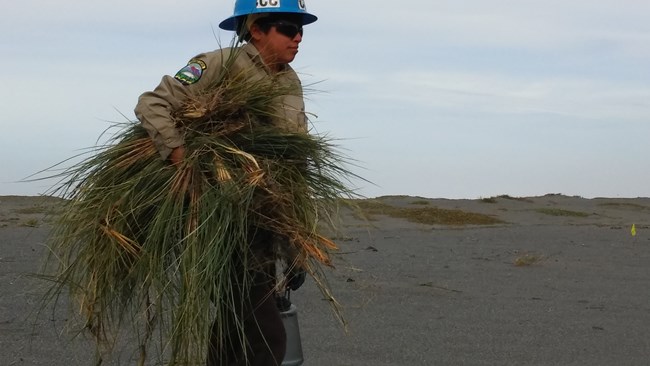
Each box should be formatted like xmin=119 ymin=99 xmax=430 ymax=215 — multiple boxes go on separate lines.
xmin=1 ymin=194 xmax=649 ymax=365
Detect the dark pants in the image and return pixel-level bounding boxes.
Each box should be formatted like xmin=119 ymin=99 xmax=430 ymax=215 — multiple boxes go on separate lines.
xmin=207 ymin=269 xmax=287 ymax=366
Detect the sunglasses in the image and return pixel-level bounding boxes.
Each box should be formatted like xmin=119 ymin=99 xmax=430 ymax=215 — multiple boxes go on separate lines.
xmin=271 ymin=21 xmax=304 ymax=38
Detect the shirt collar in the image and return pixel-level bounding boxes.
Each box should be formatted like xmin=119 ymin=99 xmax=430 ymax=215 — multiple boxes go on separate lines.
xmin=243 ymin=42 xmax=288 ymax=73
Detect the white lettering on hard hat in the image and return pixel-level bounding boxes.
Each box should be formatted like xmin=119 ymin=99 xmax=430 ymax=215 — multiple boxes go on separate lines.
xmin=299 ymin=0 xmax=306 ymax=10
xmin=257 ymin=0 xmax=280 ymax=8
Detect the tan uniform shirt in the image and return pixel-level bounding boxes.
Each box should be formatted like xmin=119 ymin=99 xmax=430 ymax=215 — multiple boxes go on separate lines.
xmin=135 ymin=43 xmax=307 ymax=160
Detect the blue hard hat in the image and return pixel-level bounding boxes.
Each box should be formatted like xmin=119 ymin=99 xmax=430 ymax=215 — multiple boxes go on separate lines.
xmin=219 ymin=0 xmax=318 ymax=31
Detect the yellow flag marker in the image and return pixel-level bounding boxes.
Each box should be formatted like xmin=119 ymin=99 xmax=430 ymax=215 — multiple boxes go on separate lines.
xmin=631 ymin=224 xmax=637 ymax=237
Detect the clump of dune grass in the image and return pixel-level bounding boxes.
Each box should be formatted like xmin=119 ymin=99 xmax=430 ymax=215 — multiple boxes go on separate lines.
xmin=480 ymin=195 xmax=533 ymax=203
xmin=535 ymin=208 xmax=590 ymax=217
xmin=479 ymin=197 xmax=498 ymax=204
xmin=13 ymin=206 xmax=49 ymax=215
xmin=352 ymin=199 xmax=503 ymax=225
xmin=21 ymin=218 xmax=39 ymax=227
xmin=409 ymin=199 xmax=430 ymax=205
xmin=514 ymin=253 xmax=544 ymax=267
xmin=37 ymin=47 xmax=361 ymax=365
xmin=598 ymin=202 xmax=648 ymax=211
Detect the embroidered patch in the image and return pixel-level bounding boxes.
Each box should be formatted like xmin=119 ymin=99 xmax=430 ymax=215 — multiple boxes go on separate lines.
xmin=256 ymin=0 xmax=281 ymax=9
xmin=174 ymin=59 xmax=207 ymax=85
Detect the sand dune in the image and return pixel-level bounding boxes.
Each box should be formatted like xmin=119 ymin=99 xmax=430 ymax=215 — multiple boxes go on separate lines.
xmin=1 ymin=194 xmax=649 ymax=365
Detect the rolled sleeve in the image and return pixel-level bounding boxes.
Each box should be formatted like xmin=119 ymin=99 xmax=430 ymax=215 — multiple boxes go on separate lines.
xmin=134 ymin=51 xmax=227 ymax=160
xmin=135 ymin=75 xmax=189 ymax=159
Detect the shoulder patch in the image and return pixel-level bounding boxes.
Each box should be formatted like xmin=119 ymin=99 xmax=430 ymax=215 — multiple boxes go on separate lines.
xmin=174 ymin=59 xmax=207 ymax=85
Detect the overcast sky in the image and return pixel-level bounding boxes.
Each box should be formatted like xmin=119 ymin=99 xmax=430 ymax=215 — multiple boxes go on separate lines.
xmin=2 ymin=0 xmax=649 ymax=199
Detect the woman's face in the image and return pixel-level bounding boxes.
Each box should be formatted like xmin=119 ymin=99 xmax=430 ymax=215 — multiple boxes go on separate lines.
xmin=251 ymin=19 xmax=304 ymax=68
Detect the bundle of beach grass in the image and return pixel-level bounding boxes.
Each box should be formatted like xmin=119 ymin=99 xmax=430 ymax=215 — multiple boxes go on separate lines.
xmin=41 ymin=49 xmax=359 ymax=365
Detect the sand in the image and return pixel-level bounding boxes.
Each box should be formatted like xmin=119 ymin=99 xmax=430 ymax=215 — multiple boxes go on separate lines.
xmin=1 ymin=194 xmax=649 ymax=365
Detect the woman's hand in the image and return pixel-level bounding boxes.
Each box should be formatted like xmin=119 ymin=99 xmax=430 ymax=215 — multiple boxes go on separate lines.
xmin=286 ymin=268 xmax=306 ymax=291
xmin=169 ymin=146 xmax=186 ymax=166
